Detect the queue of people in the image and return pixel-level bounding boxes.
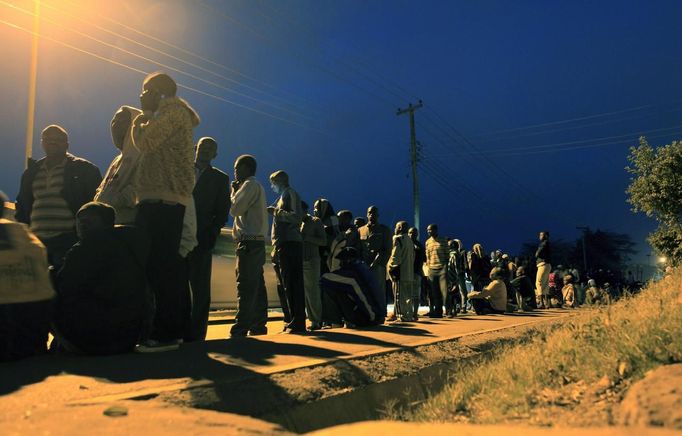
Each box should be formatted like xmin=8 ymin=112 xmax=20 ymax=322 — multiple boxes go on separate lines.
xmin=1 ymin=72 xmax=614 ymax=362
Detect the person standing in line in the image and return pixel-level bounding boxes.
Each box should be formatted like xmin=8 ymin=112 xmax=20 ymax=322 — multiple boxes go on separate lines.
xmin=229 ymin=155 xmax=269 ymax=337
xmin=448 ymin=238 xmax=469 ymax=315
xmin=535 ymin=231 xmax=552 ymax=309
xmin=358 ymin=205 xmax=392 ymax=309
xmin=313 ymin=198 xmax=339 ymax=275
xmin=131 ymin=72 xmax=199 ymax=352
xmin=468 ymin=243 xmax=492 ymax=292
xmin=425 ymin=224 xmax=449 ymax=318
xmin=94 ymin=106 xmax=143 ymax=224
xmin=300 ymin=201 xmax=326 ymax=331
xmin=510 ymin=266 xmax=534 ymax=311
xmin=387 ymin=221 xmax=415 ymax=322
xmin=268 ymin=170 xmax=306 ymax=333
xmin=408 ymin=227 xmax=426 ymax=320
xmin=15 ymin=125 xmax=102 ymax=269
xmin=185 ymin=137 xmax=231 ymax=342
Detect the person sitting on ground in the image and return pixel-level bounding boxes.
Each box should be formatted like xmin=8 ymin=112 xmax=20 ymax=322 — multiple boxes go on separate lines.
xmin=561 ymin=274 xmax=577 ymax=308
xmin=510 ymin=266 xmax=535 ymax=311
xmin=320 ymin=247 xmax=385 ymax=328
xmin=0 ymin=191 xmax=55 ymax=361
xmin=584 ymin=279 xmax=606 ymax=305
xmin=468 ymin=266 xmax=508 ymax=315
xmin=53 ymin=202 xmax=150 ymax=355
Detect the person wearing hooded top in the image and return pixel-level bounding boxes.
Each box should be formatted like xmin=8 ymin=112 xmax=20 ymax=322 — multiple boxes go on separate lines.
xmin=468 ymin=243 xmax=491 ymax=292
xmin=313 ymin=198 xmax=339 ymax=274
xmin=53 ymin=202 xmax=150 ymax=355
xmin=328 ymin=210 xmax=363 ymax=272
xmin=387 ymin=221 xmax=415 ymax=322
xmin=94 ymin=105 xmax=143 ymax=224
xmin=320 ymin=247 xmax=386 ymax=327
xmin=0 ymin=191 xmax=55 ymax=361
xmin=131 ymin=72 xmax=199 ymax=352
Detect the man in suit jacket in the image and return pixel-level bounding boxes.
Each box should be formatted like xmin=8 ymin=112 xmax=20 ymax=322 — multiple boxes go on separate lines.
xmin=185 ymin=137 xmax=230 ymax=341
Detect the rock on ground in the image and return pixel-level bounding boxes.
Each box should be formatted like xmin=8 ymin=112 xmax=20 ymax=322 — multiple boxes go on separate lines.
xmin=615 ymin=363 xmax=682 ymax=429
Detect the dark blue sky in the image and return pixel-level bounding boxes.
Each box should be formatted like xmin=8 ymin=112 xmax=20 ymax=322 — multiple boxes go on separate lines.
xmin=2 ymin=0 xmax=682 ymax=263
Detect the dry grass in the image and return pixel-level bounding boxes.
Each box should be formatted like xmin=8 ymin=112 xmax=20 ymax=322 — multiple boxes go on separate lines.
xmin=398 ymin=269 xmax=682 ymax=424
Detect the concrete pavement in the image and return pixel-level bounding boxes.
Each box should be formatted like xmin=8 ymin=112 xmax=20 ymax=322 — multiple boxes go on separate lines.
xmin=1 ymin=309 xmax=571 ymax=407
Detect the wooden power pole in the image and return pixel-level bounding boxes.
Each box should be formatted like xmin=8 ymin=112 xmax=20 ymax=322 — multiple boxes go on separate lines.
xmin=397 ymin=100 xmax=423 ymax=232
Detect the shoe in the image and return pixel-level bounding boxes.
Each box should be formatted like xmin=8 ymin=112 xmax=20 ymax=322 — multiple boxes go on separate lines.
xmin=230 ymin=330 xmax=248 ymax=338
xmin=308 ymin=323 xmax=322 ymax=331
xmin=386 ymin=314 xmax=398 ymax=322
xmin=248 ymin=328 xmax=267 ymax=336
xmin=446 ymin=314 xmax=456 ymax=319
xmin=284 ymin=327 xmax=307 ymax=334
xmin=135 ymin=339 xmax=181 ymax=353
xmin=344 ymin=322 xmax=357 ymax=328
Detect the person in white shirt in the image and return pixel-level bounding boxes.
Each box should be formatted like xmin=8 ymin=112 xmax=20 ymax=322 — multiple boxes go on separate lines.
xmin=228 ymin=155 xmax=269 ymax=337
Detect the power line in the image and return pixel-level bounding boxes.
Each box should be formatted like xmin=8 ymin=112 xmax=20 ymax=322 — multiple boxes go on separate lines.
xmin=4 ymin=1 xmax=313 ymax=121
xmin=0 ymin=16 xmax=327 ymax=133
xmin=53 ymin=0 xmax=323 ymax=110
xmin=37 ymin=0 xmax=312 ymax=114
xmin=422 ymin=123 xmax=682 ymax=159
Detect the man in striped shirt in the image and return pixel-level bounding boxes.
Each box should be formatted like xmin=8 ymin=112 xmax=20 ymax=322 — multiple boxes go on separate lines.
xmin=15 ymin=125 xmax=101 ymax=268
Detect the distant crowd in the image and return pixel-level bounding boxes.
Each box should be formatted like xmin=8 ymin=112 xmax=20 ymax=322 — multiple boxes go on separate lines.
xmin=0 ymin=72 xmax=625 ymax=361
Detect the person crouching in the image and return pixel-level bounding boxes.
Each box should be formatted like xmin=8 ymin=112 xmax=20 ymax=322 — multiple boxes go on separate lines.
xmin=52 ymin=202 xmax=150 ymax=354
xmin=468 ymin=267 xmax=508 ymax=315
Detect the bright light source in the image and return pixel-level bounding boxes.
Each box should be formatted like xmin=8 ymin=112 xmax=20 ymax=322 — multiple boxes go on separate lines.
xmin=658 ymin=256 xmax=667 ymax=263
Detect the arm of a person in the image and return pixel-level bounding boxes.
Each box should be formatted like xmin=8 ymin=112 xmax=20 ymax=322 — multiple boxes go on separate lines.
xmin=230 ymin=180 xmax=256 ymax=217
xmin=83 ymin=163 xmax=103 ymax=201
xmin=56 ymin=243 xmax=99 ymax=296
xmin=209 ymin=174 xmax=231 ymax=234
xmin=308 ymin=220 xmax=327 ymax=247
xmin=388 ymin=237 xmax=403 ymax=269
xmin=132 ymin=106 xmax=181 ymax=153
xmin=274 ymin=191 xmax=302 ymax=225
xmin=14 ymin=171 xmax=30 ymax=224
xmin=380 ymin=227 xmax=393 ymax=265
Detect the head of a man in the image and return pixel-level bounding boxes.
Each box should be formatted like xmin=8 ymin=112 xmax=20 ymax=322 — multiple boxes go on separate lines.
xmin=394 ymin=221 xmax=408 ymax=235
xmin=269 ymin=170 xmax=289 ymax=194
xmin=234 ymin=154 xmax=257 ymax=182
xmin=408 ymin=227 xmax=419 ymax=242
xmin=366 ymin=205 xmax=379 ymax=225
xmin=354 ymin=217 xmax=367 ymax=228
xmin=76 ymin=202 xmax=115 ymax=240
xmin=195 ymin=137 xmax=218 ymax=170
xmin=337 ymin=210 xmax=353 ymax=231
xmin=490 ymin=267 xmax=504 ymax=281
xmin=41 ymin=125 xmax=69 ymax=159
xmin=516 ymin=266 xmax=526 ymax=277
xmin=539 ymin=231 xmax=549 ymax=241
xmin=110 ymin=106 xmax=137 ymax=150
xmin=141 ymin=72 xmax=176 ymax=112
xmin=426 ymin=223 xmax=438 ymax=238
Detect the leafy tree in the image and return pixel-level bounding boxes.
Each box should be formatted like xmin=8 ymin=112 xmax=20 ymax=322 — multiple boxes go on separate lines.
xmin=626 ymin=137 xmax=682 ymax=265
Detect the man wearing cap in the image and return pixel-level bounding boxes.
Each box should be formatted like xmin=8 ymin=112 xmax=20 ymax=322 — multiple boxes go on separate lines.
xmin=268 ymin=170 xmax=305 ymax=333
xmin=185 ymin=137 xmax=231 ymax=342
xmin=15 ymin=125 xmax=102 ymax=269
xmin=131 ymin=72 xmax=200 ymax=352
xmin=320 ymin=247 xmax=386 ymax=328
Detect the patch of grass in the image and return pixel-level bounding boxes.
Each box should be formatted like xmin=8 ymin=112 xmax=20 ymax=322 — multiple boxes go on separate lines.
xmin=401 ymin=269 xmax=682 ymax=424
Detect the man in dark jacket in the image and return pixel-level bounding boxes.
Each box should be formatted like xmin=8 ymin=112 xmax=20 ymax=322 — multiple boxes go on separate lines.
xmin=185 ymin=137 xmax=230 ymax=342
xmin=321 ymin=247 xmax=385 ymax=327
xmin=15 ymin=125 xmax=102 ymax=269
xmin=53 ymin=202 xmax=150 ymax=354
xmin=408 ymin=227 xmax=426 ymax=319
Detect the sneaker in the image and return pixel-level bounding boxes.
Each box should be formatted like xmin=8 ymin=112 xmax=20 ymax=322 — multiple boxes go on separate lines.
xmin=308 ymin=323 xmax=322 ymax=332
xmin=135 ymin=339 xmax=181 ymax=353
xmin=248 ymin=328 xmax=267 ymax=336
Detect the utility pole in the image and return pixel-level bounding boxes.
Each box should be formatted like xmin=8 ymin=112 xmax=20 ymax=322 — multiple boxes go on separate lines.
xmin=397 ymin=100 xmax=423 ymax=232
xmin=576 ymin=226 xmax=589 ymax=273
xmin=24 ymin=0 xmax=41 ymax=169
